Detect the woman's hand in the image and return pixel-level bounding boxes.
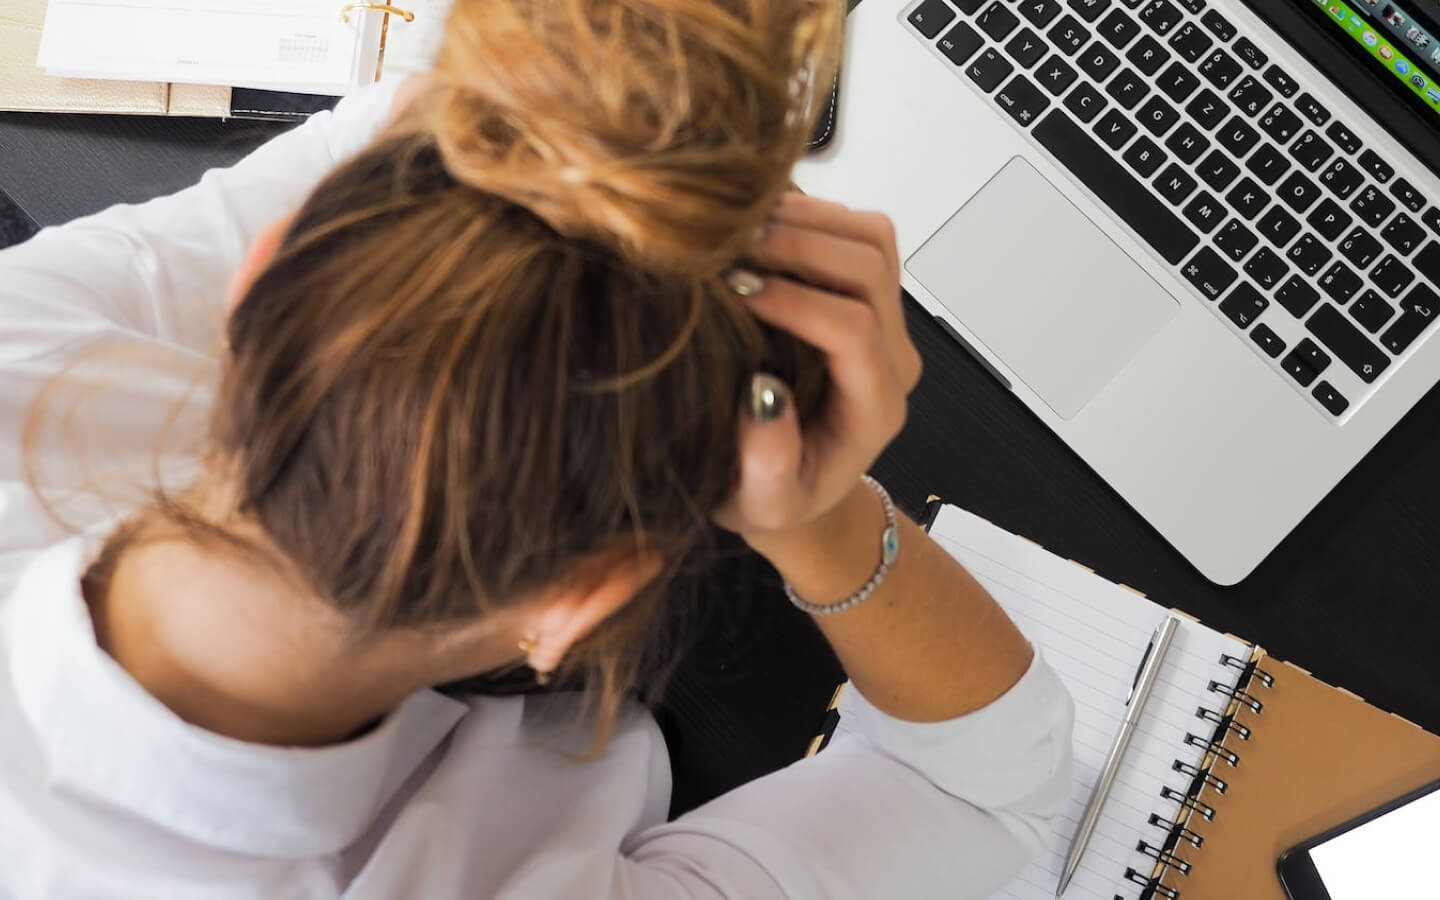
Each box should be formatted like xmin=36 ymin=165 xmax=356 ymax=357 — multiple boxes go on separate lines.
xmin=716 ymin=193 xmax=922 ymax=547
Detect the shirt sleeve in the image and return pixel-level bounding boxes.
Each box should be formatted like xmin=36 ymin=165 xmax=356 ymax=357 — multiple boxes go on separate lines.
xmin=0 ymin=82 xmax=402 ymax=561
xmin=614 ymin=650 xmax=1075 ymax=899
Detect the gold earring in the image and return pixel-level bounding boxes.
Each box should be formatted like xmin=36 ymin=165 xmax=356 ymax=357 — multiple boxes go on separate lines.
xmin=517 ymin=635 xmax=538 ymax=655
xmin=535 ymin=670 xmax=552 ymax=687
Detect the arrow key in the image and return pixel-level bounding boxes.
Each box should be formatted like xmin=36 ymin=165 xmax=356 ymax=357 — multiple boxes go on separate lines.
xmin=1312 ymin=381 xmax=1349 ymax=416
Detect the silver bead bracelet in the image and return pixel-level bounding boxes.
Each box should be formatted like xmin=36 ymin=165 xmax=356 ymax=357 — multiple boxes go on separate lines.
xmin=784 ymin=475 xmax=900 ymax=617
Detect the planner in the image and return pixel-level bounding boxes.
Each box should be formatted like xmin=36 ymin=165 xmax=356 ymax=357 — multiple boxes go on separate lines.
xmin=878 ymin=502 xmax=1440 ymax=899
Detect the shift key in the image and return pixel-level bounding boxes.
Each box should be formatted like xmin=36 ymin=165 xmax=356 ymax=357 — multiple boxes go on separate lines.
xmin=1033 ymin=109 xmax=1200 ymax=264
xmin=1307 ymin=304 xmax=1390 ymax=382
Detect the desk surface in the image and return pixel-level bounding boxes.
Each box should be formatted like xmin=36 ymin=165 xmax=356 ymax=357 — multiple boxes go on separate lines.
xmin=4 ymin=110 xmax=1440 ymax=802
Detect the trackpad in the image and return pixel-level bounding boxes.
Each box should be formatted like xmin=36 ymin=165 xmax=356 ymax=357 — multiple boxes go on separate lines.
xmin=906 ymin=157 xmax=1179 ymax=420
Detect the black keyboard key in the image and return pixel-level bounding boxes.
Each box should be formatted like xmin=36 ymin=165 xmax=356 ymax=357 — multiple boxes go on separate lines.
xmin=1094 ymin=108 xmax=1138 ymax=148
xmin=1276 ymin=275 xmax=1321 ymax=317
xmin=1157 ymin=61 xmax=1200 ymax=101
xmin=1064 ymin=81 xmax=1109 ymax=121
xmin=909 ymin=0 xmax=957 ymax=38
xmin=1156 ymin=162 xmax=1198 ymax=204
xmin=1033 ymin=109 xmax=1200 ymax=263
xmin=1371 ymin=254 xmax=1415 ymax=297
xmin=1257 ymin=205 xmax=1301 ymax=247
xmin=1381 ymin=212 xmax=1426 ymax=256
xmin=1289 ymin=130 xmax=1334 ymax=172
xmin=1226 ymin=176 xmax=1270 ymax=220
xmin=1318 ymin=260 xmax=1362 ymax=303
xmin=1228 ymin=75 xmax=1272 ymax=117
xmin=1182 ymin=190 xmax=1226 ymax=232
xmin=1357 ymin=148 xmax=1393 ymax=183
xmin=979 ymin=2 xmax=1022 ymax=39
xmin=1020 ymin=0 xmax=1064 ymax=26
xmin=1232 ymin=36 xmax=1266 ymax=69
xmin=1338 ymin=227 xmax=1383 ymax=269
xmin=1306 ymin=198 xmax=1353 ymax=241
xmin=1217 ymin=115 xmax=1259 ymax=156
xmin=1137 ymin=96 xmax=1179 ymax=135
xmin=1251 ymin=322 xmax=1287 ymax=357
xmin=1324 ymin=120 xmax=1362 ymax=154
xmin=1263 ymin=65 xmax=1299 ymax=98
xmin=1312 ymin=380 xmax=1348 ymax=416
xmin=1181 ymin=246 xmax=1238 ymax=298
xmin=1424 ymin=208 xmax=1440 ymax=235
xmin=967 ymin=48 xmax=1015 ymax=91
xmin=1220 ymin=282 xmax=1268 ymax=328
xmin=1167 ymin=21 xmax=1213 ymax=61
xmin=1139 ymin=0 xmax=1182 ymax=34
xmin=1123 ymin=135 xmax=1169 ymax=176
xmin=939 ymin=22 xmax=987 ymax=65
xmin=1069 ymin=0 xmax=1113 ymax=22
xmin=1177 ymin=0 xmax=1204 ymax=13
xmin=1350 ymin=289 xmax=1397 ymax=333
xmin=1125 ymin=35 xmax=1170 ymax=75
xmin=1185 ymin=88 xmax=1229 ymax=130
xmin=1295 ymin=92 xmax=1330 ymax=126
xmin=1350 ymin=185 xmax=1396 ymax=228
xmin=1280 ymin=341 xmax=1325 ymax=386
xmin=1036 ymin=54 xmax=1079 ymax=94
xmin=1277 ymin=171 xmax=1321 ymax=213
xmin=1166 ymin=123 xmax=1211 ymax=164
xmin=1257 ymin=103 xmax=1302 ymax=144
xmin=995 ymin=74 xmax=1053 ymax=125
xmin=1106 ymin=67 xmax=1151 ymax=108
xmin=1200 ymin=9 xmax=1236 ymax=40
xmin=1414 ymin=241 xmax=1440 ymax=283
xmin=1099 ymin=8 xmax=1141 ymax=47
xmin=1005 ymin=28 xmax=1051 ymax=67
xmin=1246 ymin=143 xmax=1292 ymax=186
xmin=957 ymin=0 xmax=989 ymax=17
xmin=1048 ymin=13 xmax=1092 ymax=52
xmin=1307 ymin=303 xmax=1389 ymax=381
xmin=1319 ymin=158 xmax=1364 ymax=200
xmin=1286 ymin=233 xmax=1332 ymax=275
xmin=1199 ymin=49 xmax=1243 ymax=89
xmin=1390 ymin=178 xmax=1426 ymax=213
xmin=1381 ymin=284 xmax=1440 ymax=353
xmin=1215 ymin=218 xmax=1258 ymax=260
xmin=1076 ymin=42 xmax=1122 ymax=80
xmin=1244 ymin=246 xmax=1289 ymax=289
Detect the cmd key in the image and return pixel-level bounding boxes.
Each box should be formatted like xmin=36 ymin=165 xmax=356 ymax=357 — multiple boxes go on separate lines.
xmin=1033 ymin=109 xmax=1200 ymax=264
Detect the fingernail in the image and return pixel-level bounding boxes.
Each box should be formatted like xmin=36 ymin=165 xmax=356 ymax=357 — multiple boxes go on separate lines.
xmin=726 ymin=268 xmax=765 ymax=298
xmin=750 ymin=223 xmax=768 ymax=244
xmin=748 ymin=373 xmax=788 ymax=423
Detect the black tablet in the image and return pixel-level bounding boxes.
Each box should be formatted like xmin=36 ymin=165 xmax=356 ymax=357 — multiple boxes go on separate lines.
xmin=1277 ymin=776 xmax=1440 ymax=899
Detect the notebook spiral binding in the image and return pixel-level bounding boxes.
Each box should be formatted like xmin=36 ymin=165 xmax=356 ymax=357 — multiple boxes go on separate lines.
xmin=1116 ymin=651 xmax=1276 ymax=900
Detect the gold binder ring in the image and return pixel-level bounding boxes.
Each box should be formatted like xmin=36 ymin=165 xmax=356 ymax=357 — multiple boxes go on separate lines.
xmin=341 ymin=3 xmax=415 ymax=23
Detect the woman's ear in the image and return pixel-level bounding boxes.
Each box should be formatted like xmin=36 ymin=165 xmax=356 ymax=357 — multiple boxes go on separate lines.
xmin=226 ymin=214 xmax=295 ymax=314
xmin=524 ymin=551 xmax=664 ymax=676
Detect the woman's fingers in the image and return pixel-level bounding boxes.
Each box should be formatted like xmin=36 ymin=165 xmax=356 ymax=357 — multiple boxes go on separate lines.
xmin=715 ymin=375 xmax=808 ymax=534
xmin=771 ymin=193 xmax=900 ymax=275
xmin=745 ymin=222 xmax=883 ymax=301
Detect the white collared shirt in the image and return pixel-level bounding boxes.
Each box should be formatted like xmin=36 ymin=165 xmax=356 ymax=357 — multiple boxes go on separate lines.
xmin=0 ymin=83 xmax=1074 ymax=899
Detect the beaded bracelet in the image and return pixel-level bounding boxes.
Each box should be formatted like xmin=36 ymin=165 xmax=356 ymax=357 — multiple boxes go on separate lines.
xmin=783 ymin=475 xmax=900 ymax=617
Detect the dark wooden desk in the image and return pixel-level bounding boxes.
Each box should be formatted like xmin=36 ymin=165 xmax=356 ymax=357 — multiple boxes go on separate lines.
xmin=3 ymin=112 xmax=1439 ymax=814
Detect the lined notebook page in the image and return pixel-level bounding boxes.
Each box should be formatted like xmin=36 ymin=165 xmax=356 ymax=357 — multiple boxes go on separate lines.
xmin=929 ymin=506 xmax=1251 ymax=900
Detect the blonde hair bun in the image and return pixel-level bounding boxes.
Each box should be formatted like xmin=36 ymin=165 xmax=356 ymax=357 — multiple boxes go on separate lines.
xmin=420 ymin=0 xmax=841 ymax=278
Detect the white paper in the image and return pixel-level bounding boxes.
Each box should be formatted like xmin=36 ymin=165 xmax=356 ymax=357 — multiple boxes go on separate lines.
xmin=377 ymin=0 xmax=453 ymax=81
xmin=928 ymin=506 xmax=1253 ymax=900
xmin=38 ymin=0 xmax=384 ymax=94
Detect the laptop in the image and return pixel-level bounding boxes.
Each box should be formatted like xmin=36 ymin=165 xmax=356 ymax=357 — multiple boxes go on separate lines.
xmin=794 ymin=0 xmax=1440 ymax=584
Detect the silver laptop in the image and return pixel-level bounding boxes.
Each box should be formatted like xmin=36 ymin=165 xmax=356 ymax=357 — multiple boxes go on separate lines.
xmin=795 ymin=0 xmax=1440 ymax=583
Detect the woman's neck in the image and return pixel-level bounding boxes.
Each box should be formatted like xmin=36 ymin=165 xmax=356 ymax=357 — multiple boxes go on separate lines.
xmin=88 ymin=532 xmax=427 ymax=747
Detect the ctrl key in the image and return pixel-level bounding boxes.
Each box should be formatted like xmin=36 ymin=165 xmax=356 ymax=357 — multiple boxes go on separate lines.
xmin=995 ymin=75 xmax=1051 ymax=126
xmin=1312 ymin=380 xmax=1349 ymax=416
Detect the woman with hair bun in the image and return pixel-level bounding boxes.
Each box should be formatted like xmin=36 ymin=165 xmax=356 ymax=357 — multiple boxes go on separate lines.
xmin=0 ymin=0 xmax=1073 ymax=896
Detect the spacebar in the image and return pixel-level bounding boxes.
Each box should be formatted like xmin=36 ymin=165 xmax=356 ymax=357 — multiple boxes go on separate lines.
xmin=1032 ymin=110 xmax=1200 ymax=266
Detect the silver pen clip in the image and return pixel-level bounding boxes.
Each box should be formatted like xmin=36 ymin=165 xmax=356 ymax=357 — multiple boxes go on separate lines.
xmin=1126 ymin=626 xmax=1160 ymax=706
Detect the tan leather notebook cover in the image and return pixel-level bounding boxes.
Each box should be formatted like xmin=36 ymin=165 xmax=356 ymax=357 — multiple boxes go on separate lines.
xmin=1 ymin=0 xmax=230 ymax=116
xmin=1155 ymin=653 xmax=1440 ymax=899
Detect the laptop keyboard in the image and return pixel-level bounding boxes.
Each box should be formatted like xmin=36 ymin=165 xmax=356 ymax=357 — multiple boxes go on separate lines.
xmin=906 ymin=0 xmax=1440 ymax=419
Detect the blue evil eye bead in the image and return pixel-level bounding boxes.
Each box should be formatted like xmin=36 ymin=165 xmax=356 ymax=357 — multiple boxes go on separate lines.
xmin=881 ymin=523 xmax=900 ymax=566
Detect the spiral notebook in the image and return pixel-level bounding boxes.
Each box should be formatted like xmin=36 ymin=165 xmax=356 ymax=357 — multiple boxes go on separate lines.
xmin=845 ymin=501 xmax=1440 ymax=900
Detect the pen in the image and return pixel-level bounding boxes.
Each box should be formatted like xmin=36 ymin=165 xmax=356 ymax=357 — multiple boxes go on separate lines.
xmin=1055 ymin=615 xmax=1181 ymax=899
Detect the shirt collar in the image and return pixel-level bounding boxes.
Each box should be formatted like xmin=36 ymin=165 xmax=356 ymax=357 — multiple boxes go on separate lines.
xmin=5 ymin=537 xmax=469 ymax=858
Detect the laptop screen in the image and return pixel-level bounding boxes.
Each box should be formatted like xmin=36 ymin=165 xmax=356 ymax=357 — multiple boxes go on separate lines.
xmin=1302 ymin=0 xmax=1440 ymax=125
